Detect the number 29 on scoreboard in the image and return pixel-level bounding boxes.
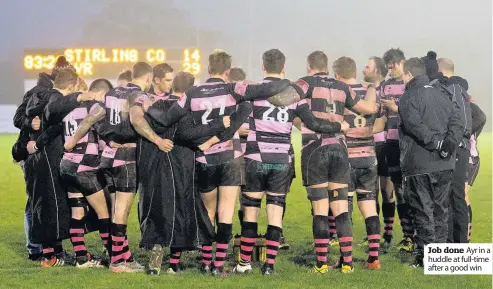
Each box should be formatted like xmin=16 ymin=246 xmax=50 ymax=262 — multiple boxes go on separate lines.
xmin=183 ymin=49 xmax=201 ymax=75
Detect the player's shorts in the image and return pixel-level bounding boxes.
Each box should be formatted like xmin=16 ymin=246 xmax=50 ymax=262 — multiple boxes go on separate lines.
xmin=385 ymin=142 xmax=402 ymax=185
xmin=103 ymin=169 xmax=116 ymax=194
xmin=197 ymin=157 xmax=244 ymax=193
xmin=468 ymin=156 xmax=480 ymax=186
xmin=375 ymin=142 xmax=388 ymax=177
xmin=242 ymin=159 xmax=293 ymax=194
xmin=60 ymin=169 xmax=105 ymax=197
xmin=104 ymin=163 xmax=137 ymax=193
xmin=349 ymin=165 xmax=378 ymax=201
xmin=301 ymin=138 xmax=350 ymax=187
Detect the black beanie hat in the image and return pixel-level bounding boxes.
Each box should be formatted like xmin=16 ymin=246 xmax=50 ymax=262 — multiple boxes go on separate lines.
xmin=51 ymin=56 xmax=76 ymax=80
xmin=421 ymin=51 xmax=439 ymax=79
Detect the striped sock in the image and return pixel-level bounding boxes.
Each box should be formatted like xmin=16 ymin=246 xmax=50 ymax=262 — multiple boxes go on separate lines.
xmin=70 ymin=218 xmax=87 ymax=257
xmin=382 ymin=202 xmax=395 ymax=242
xmin=328 ymin=211 xmax=337 ymax=239
xmin=313 ymin=215 xmax=329 ymax=267
xmin=214 ymin=223 xmax=232 ymax=268
xmin=201 ymin=243 xmax=213 ymax=266
xmin=336 ymin=212 xmax=353 ymax=267
xmin=265 ymin=225 xmax=282 ymax=268
xmin=397 ymin=203 xmax=414 ymax=239
xmin=122 ymin=236 xmax=132 ymax=262
xmin=110 ymin=223 xmax=128 ymax=264
xmin=170 ymin=248 xmax=181 ymax=271
xmin=99 ymin=218 xmax=110 ymax=252
xmin=240 ymin=222 xmax=257 ymax=265
xmin=42 ymin=246 xmax=55 ymax=259
xmin=365 ymin=216 xmax=380 ymax=262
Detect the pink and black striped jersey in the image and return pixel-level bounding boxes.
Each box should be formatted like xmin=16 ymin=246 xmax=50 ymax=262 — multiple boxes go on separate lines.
xmin=61 ymin=101 xmax=101 ymax=172
xmin=343 ymin=84 xmax=380 ymax=168
xmin=100 ymin=83 xmax=142 ymax=168
xmin=298 ymin=73 xmax=361 ymax=147
xmin=381 ymin=79 xmax=405 ymax=143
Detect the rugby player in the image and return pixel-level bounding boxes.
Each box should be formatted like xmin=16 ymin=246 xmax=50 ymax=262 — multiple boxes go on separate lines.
xmin=148 ymin=63 xmax=174 ymax=95
xmin=45 ymin=78 xmax=112 ymax=268
xmin=233 ymin=49 xmax=346 ymax=275
xmin=380 ymin=48 xmax=413 ymax=252
xmin=295 ymin=51 xmax=377 ymax=273
xmin=117 ymin=70 xmax=132 ymax=87
xmin=334 ymin=56 xmax=382 ymax=270
xmin=66 ymin=62 xmax=172 ymax=273
xmin=362 ymin=56 xmax=394 ymax=252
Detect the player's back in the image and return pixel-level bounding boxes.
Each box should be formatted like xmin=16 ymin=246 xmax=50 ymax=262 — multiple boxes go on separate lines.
xmin=300 ymin=73 xmax=358 ymax=147
xmin=245 ymin=78 xmax=298 ymax=164
xmin=61 ymin=101 xmax=100 ymax=172
xmin=104 ymin=84 xmax=142 ymax=126
xmin=381 ymin=78 xmax=405 ymax=142
xmin=180 ymin=78 xmax=242 ymax=164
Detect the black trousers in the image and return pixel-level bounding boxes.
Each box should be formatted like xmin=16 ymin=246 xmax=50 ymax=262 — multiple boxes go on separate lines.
xmin=447 ymin=147 xmax=470 ymax=243
xmin=404 ymin=170 xmax=453 ymax=261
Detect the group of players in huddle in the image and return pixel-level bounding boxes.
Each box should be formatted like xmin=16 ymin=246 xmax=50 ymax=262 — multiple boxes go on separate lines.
xmin=13 ymin=47 xmax=484 ymax=276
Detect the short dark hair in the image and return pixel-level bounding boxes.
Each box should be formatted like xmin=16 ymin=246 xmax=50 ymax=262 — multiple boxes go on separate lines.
xmin=118 ymin=70 xmax=132 ymax=82
xmin=383 ymin=48 xmax=405 ymax=65
xmin=54 ymin=69 xmax=78 ymax=89
xmin=229 ymin=67 xmax=247 ymax=82
xmin=172 ymin=72 xmax=195 ymax=93
xmin=307 ymin=51 xmax=328 ymax=71
xmin=370 ymin=56 xmax=388 ymax=78
xmin=332 ymin=56 xmax=356 ymax=79
xmin=208 ymin=50 xmax=232 ymax=75
xmin=403 ymin=58 xmax=426 ymax=78
xmin=152 ymin=63 xmax=174 ymax=81
xmin=132 ymin=62 xmax=153 ymax=79
xmin=262 ymin=49 xmax=286 ymax=74
xmin=89 ymin=78 xmax=114 ymax=93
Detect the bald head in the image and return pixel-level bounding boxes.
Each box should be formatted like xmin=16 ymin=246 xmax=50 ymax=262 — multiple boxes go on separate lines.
xmin=438 ymin=58 xmax=454 ymax=77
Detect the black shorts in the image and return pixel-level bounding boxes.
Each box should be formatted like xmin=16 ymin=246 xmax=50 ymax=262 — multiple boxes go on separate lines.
xmin=385 ymin=142 xmax=402 ymax=185
xmin=349 ymin=165 xmax=378 ymax=201
xmin=105 ymin=163 xmax=137 ymax=193
xmin=242 ymin=159 xmax=293 ymax=194
xmin=197 ymin=157 xmax=244 ymax=193
xmin=375 ymin=143 xmax=388 ymax=177
xmin=468 ymin=157 xmax=480 ymax=186
xmin=60 ymin=169 xmax=105 ymax=196
xmin=301 ymin=138 xmax=350 ymax=187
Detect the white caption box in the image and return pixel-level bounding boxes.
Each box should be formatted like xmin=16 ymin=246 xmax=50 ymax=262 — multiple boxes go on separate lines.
xmin=424 ymin=243 xmax=493 ymax=275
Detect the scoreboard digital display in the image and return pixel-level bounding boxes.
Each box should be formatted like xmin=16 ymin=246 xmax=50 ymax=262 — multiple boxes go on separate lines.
xmin=23 ymin=48 xmax=201 ymax=78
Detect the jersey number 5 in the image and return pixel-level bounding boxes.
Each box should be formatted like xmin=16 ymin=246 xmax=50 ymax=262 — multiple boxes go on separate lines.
xmin=201 ymin=99 xmax=226 ymax=124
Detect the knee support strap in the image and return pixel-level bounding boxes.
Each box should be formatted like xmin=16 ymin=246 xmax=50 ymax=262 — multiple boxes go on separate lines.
xmin=266 ymin=194 xmax=286 ymax=208
xmin=241 ymin=194 xmax=262 ymax=208
xmin=69 ymin=197 xmax=88 ymax=208
xmin=329 ymin=187 xmax=348 ymax=202
xmin=307 ymin=187 xmax=328 ymax=202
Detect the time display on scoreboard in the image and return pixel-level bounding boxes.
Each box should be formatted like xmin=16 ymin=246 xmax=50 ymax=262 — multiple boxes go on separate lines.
xmin=23 ymin=48 xmax=201 ymax=77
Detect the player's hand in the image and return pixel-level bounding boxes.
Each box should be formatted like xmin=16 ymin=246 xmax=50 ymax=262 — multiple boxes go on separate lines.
xmin=381 ymin=99 xmax=398 ymax=113
xmin=156 ymin=138 xmax=174 ymax=152
xmin=64 ymin=139 xmax=76 ymax=152
xmin=31 ymin=116 xmax=40 ymax=131
xmin=222 ymin=116 xmax=231 ymax=128
xmin=27 ymin=141 xmax=38 ymax=154
xmin=198 ymin=141 xmax=212 ymax=152
xmin=341 ymin=121 xmax=350 ymax=133
xmin=109 ymin=141 xmax=122 ymax=148
xmin=77 ymin=91 xmax=97 ymax=102
xmin=143 ymin=98 xmax=154 ymax=112
xmin=94 ymin=91 xmax=105 ymax=102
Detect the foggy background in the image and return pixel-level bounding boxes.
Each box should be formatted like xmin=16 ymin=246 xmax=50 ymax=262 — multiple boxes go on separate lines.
xmin=0 ymin=0 xmax=491 ymax=129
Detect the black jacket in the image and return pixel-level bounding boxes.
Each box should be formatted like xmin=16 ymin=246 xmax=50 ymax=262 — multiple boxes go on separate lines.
xmin=432 ymin=75 xmax=472 ymax=148
xmin=398 ymin=75 xmax=464 ymax=177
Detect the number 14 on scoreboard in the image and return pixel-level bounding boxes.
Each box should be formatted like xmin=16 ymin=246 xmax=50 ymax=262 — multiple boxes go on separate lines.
xmin=183 ymin=48 xmax=201 ymax=76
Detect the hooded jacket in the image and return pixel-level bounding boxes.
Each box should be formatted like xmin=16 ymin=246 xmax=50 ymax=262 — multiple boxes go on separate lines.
xmin=398 ymin=75 xmax=464 ymax=177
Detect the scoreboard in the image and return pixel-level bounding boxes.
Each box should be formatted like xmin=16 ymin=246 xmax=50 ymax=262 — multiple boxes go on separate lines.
xmin=23 ymin=47 xmax=201 ymax=79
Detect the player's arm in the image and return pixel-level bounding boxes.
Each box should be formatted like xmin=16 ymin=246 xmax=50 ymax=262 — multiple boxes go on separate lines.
xmin=144 ymin=95 xmax=189 ymax=127
xmin=66 ymin=103 xmax=106 ymax=151
xmin=34 ymin=123 xmax=64 ymax=150
xmin=44 ymin=92 xmax=99 ymax=125
xmin=229 ymin=80 xmax=298 ymax=105
xmin=373 ymin=116 xmax=386 ymax=134
xmin=350 ymin=85 xmax=378 ymax=114
xmin=25 ymin=92 xmax=49 ymax=117
xmin=238 ymin=121 xmax=249 ymax=136
xmin=14 ymin=92 xmax=32 ymax=130
xmin=174 ymin=114 xmax=227 ymax=148
xmin=295 ymin=101 xmax=343 ymax=133
xmin=399 ymin=91 xmax=445 ymax=151
xmin=293 ymin=117 xmax=302 ymax=131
